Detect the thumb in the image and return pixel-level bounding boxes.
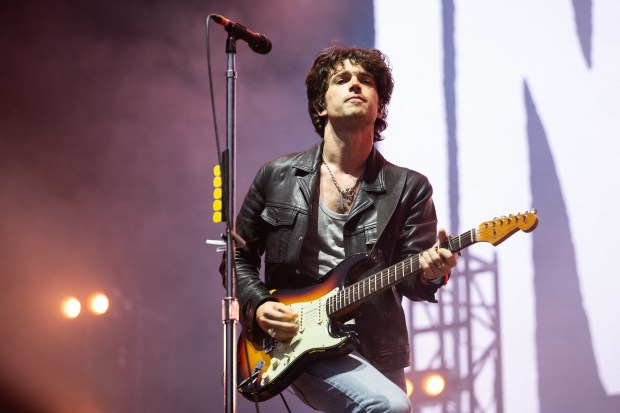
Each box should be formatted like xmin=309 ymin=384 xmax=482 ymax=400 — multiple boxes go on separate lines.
xmin=437 ymin=227 xmax=449 ymax=244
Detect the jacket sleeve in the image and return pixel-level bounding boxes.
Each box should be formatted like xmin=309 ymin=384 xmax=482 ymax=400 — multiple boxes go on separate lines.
xmin=393 ymin=171 xmax=446 ymax=302
xmin=221 ymin=165 xmax=277 ymax=344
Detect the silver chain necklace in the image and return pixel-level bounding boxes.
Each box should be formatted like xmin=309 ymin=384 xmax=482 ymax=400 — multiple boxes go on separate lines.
xmin=322 ymin=160 xmax=362 ymax=213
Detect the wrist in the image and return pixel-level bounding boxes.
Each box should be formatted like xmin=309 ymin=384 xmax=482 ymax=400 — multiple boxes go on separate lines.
xmin=420 ymin=274 xmax=446 ymax=285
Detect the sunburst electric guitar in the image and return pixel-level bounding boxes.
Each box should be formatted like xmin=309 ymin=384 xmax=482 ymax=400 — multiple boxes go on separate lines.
xmin=237 ymin=210 xmax=539 ymax=401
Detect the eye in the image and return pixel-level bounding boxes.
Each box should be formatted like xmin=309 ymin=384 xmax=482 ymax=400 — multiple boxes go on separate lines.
xmin=360 ymin=76 xmax=374 ymax=85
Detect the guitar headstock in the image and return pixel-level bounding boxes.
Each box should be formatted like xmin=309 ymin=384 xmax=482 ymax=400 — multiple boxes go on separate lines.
xmin=477 ymin=209 xmax=538 ymax=246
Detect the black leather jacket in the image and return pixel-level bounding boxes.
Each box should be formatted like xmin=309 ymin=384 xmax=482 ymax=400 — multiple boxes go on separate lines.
xmin=233 ymin=142 xmax=444 ymax=371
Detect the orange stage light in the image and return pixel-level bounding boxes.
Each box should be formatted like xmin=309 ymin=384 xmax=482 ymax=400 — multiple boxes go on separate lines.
xmin=421 ymin=372 xmax=446 ymax=397
xmin=61 ymin=296 xmax=81 ymax=319
xmin=88 ymin=292 xmax=109 ymax=315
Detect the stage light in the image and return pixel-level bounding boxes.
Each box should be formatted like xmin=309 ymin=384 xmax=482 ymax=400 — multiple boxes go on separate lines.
xmin=405 ymin=377 xmax=414 ymax=397
xmin=88 ymin=292 xmax=109 ymax=315
xmin=61 ymin=296 xmax=81 ymax=319
xmin=421 ymin=372 xmax=446 ymax=397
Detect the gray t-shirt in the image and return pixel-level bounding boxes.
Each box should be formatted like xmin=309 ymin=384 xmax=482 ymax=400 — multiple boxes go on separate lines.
xmin=299 ymin=195 xmax=347 ymax=280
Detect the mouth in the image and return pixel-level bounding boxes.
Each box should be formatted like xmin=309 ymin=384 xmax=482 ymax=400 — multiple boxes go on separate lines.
xmin=346 ymin=95 xmax=366 ymax=102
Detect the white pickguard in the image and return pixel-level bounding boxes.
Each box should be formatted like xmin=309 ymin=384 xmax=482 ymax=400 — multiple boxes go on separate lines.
xmin=260 ymin=288 xmax=350 ymax=386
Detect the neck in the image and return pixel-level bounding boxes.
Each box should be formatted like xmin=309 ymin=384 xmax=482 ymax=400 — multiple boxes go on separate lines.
xmin=322 ymin=124 xmax=374 ymax=174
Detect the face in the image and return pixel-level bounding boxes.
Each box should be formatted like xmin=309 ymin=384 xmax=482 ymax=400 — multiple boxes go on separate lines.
xmin=318 ymin=59 xmax=381 ymax=129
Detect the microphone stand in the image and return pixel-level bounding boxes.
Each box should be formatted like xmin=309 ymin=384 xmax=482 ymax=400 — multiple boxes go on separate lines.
xmin=222 ymin=33 xmax=239 ymax=413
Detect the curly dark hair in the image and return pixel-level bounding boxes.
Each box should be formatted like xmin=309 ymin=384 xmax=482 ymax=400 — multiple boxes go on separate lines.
xmin=305 ymin=45 xmax=394 ymax=142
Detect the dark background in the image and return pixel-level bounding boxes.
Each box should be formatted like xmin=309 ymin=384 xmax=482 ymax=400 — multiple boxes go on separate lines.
xmin=0 ymin=1 xmax=373 ymax=412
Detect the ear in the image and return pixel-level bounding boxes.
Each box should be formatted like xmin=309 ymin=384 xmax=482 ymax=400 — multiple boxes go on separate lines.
xmin=314 ymin=100 xmax=327 ymax=117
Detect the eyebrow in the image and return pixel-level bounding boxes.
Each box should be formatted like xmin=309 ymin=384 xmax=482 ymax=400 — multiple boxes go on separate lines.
xmin=330 ymin=69 xmax=374 ymax=82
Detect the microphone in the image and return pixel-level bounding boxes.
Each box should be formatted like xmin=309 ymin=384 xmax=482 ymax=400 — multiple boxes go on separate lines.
xmin=210 ymin=14 xmax=272 ymax=54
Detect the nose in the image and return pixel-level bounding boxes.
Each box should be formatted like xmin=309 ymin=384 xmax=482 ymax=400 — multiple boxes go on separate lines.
xmin=349 ymin=76 xmax=362 ymax=92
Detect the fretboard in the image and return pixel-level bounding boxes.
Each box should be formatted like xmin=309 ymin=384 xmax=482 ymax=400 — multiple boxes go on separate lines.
xmin=326 ymin=228 xmax=478 ymax=316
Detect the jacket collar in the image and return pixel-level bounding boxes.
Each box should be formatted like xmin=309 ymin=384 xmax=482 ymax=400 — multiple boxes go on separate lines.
xmin=292 ymin=141 xmax=389 ymax=193
xmin=363 ymin=145 xmax=388 ymax=193
xmin=292 ymin=141 xmax=322 ymax=175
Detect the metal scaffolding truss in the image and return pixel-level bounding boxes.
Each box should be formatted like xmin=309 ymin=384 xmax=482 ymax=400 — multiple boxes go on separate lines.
xmin=407 ymin=250 xmax=503 ymax=413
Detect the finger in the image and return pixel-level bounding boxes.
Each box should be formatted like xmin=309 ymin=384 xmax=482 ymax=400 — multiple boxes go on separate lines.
xmin=420 ymin=250 xmax=434 ymax=271
xmin=258 ymin=317 xmax=299 ymax=336
xmin=265 ymin=318 xmax=300 ymax=339
xmin=438 ymin=248 xmax=457 ymax=267
xmin=420 ymin=251 xmax=441 ymax=278
xmin=435 ymin=228 xmax=455 ymax=257
xmin=268 ymin=327 xmax=297 ymax=341
xmin=425 ymin=246 xmax=445 ymax=270
xmin=272 ymin=302 xmax=298 ymax=317
xmin=263 ymin=305 xmax=300 ymax=331
xmin=276 ymin=321 xmax=300 ymax=334
xmin=437 ymin=227 xmax=449 ymax=244
xmin=262 ymin=303 xmax=297 ymax=321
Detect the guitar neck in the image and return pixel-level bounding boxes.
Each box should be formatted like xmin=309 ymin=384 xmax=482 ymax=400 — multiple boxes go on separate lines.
xmin=325 ymin=209 xmax=538 ymax=317
xmin=326 ymin=228 xmax=477 ymax=317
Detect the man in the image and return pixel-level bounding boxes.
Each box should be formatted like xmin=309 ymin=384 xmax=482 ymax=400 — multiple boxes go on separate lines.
xmin=233 ymin=46 xmax=457 ymax=413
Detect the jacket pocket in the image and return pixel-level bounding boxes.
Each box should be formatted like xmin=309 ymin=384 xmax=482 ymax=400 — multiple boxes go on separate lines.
xmin=364 ymin=224 xmax=378 ymax=247
xmin=261 ymin=204 xmax=300 ymax=263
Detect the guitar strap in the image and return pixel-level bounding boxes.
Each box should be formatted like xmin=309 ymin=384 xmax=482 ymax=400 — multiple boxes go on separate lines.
xmin=368 ymin=164 xmax=407 ymax=260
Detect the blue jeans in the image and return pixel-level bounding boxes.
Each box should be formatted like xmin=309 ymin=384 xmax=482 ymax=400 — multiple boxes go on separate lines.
xmin=290 ymin=353 xmax=411 ymax=413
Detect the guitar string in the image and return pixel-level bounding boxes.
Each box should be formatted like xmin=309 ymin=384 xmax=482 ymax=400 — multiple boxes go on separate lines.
xmin=326 ymin=213 xmax=533 ymax=313
xmin=326 ymin=229 xmax=480 ymax=313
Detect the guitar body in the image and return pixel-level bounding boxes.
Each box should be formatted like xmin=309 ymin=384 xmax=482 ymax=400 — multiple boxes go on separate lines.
xmin=237 ymin=253 xmax=371 ymax=402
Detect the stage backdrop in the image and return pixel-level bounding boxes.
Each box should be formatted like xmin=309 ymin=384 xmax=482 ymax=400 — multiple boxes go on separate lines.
xmin=0 ymin=1 xmax=618 ymax=413
xmin=375 ymin=1 xmax=620 ymax=412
